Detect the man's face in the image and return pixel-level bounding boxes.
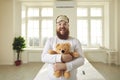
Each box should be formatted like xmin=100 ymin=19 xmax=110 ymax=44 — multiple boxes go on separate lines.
xmin=56 ymin=20 xmax=69 ymax=39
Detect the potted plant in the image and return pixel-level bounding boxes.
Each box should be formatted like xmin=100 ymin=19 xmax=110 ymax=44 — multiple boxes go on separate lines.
xmin=12 ymin=36 xmax=26 ymax=66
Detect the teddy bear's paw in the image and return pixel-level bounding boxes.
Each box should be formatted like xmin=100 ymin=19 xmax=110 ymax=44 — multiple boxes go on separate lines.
xmin=64 ymin=71 xmax=70 ymax=79
xmin=48 ymin=50 xmax=57 ymax=54
xmin=73 ymin=52 xmax=80 ymax=58
xmin=54 ymin=71 xmax=62 ymax=78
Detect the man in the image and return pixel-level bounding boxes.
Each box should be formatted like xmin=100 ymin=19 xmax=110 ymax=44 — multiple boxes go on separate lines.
xmin=41 ymin=15 xmax=84 ymax=80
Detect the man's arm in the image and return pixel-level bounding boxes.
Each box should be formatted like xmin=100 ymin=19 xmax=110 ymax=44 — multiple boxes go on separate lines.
xmin=61 ymin=54 xmax=73 ymax=63
xmin=65 ymin=39 xmax=85 ymax=71
xmin=54 ymin=39 xmax=85 ymax=71
xmin=53 ymin=54 xmax=73 ymax=71
xmin=41 ymin=38 xmax=62 ymax=63
xmin=54 ymin=62 xmax=66 ymax=71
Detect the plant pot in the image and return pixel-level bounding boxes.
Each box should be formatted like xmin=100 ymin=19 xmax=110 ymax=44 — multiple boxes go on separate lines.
xmin=15 ymin=60 xmax=21 ymax=66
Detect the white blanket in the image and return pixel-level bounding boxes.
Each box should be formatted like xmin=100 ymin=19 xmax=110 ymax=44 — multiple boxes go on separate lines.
xmin=34 ymin=59 xmax=105 ymax=80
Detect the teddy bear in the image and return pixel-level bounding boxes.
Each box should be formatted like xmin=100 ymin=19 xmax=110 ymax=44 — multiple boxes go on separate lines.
xmin=48 ymin=43 xmax=80 ymax=78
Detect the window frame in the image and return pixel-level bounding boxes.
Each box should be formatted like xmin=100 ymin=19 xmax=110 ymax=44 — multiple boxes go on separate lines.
xmin=77 ymin=4 xmax=105 ymax=48
xmin=21 ymin=6 xmax=53 ymax=48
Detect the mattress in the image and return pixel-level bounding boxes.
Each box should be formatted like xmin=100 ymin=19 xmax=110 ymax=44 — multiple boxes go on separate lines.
xmin=77 ymin=59 xmax=105 ymax=80
xmin=33 ymin=59 xmax=105 ymax=80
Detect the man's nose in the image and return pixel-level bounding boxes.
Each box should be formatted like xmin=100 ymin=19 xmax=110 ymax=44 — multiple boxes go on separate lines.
xmin=61 ymin=25 xmax=66 ymax=29
xmin=60 ymin=24 xmax=64 ymax=27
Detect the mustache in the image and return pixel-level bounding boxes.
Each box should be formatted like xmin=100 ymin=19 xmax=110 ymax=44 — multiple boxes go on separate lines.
xmin=59 ymin=27 xmax=66 ymax=30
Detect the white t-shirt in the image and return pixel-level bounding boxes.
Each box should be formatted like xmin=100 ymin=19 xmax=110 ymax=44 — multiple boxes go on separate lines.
xmin=41 ymin=36 xmax=84 ymax=80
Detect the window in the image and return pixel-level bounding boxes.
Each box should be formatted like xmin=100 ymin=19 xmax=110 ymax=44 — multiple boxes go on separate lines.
xmin=41 ymin=19 xmax=53 ymax=46
xmin=77 ymin=6 xmax=103 ymax=48
xmin=21 ymin=7 xmax=53 ymax=48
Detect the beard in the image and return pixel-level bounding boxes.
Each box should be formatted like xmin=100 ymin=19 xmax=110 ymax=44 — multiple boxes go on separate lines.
xmin=56 ymin=28 xmax=69 ymax=40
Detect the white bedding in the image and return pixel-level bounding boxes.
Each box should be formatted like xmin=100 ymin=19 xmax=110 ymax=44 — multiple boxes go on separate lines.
xmin=33 ymin=59 xmax=105 ymax=80
xmin=77 ymin=59 xmax=105 ymax=80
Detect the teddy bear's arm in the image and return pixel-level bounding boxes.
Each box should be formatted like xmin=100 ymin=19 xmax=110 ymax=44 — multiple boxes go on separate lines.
xmin=48 ymin=50 xmax=58 ymax=54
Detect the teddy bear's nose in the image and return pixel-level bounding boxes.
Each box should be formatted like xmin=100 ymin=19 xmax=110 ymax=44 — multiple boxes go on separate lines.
xmin=61 ymin=50 xmax=65 ymax=53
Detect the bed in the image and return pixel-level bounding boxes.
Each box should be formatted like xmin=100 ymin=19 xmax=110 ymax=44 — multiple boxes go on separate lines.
xmin=33 ymin=59 xmax=105 ymax=80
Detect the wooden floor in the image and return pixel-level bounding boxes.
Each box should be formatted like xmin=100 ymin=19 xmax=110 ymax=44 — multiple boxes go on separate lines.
xmin=0 ymin=62 xmax=44 ymax=80
xmin=91 ymin=62 xmax=120 ymax=80
xmin=0 ymin=62 xmax=120 ymax=80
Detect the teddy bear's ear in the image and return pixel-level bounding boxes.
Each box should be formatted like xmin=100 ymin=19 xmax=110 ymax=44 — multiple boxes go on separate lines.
xmin=65 ymin=43 xmax=71 ymax=47
xmin=56 ymin=43 xmax=60 ymax=48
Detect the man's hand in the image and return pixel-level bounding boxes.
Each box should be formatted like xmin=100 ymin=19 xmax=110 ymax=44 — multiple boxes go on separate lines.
xmin=61 ymin=54 xmax=73 ymax=62
xmin=53 ymin=62 xmax=66 ymax=71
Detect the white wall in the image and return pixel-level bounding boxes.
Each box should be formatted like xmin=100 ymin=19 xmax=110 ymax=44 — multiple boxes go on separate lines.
xmin=0 ymin=0 xmax=14 ymax=65
xmin=20 ymin=48 xmax=108 ymax=63
xmin=118 ymin=0 xmax=120 ymax=65
xmin=20 ymin=49 xmax=43 ymax=63
xmin=108 ymin=0 xmax=120 ymax=65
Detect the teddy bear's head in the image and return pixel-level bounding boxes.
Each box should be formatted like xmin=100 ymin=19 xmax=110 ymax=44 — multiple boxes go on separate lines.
xmin=55 ymin=43 xmax=71 ymax=54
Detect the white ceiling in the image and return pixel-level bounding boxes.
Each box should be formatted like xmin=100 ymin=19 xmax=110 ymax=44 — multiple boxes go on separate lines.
xmin=18 ymin=0 xmax=49 ymax=1
xmin=18 ymin=0 xmax=74 ymax=1
xmin=18 ymin=0 xmax=111 ymax=6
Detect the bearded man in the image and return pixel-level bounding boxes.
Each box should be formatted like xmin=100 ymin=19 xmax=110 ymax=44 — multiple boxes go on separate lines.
xmin=41 ymin=15 xmax=84 ymax=80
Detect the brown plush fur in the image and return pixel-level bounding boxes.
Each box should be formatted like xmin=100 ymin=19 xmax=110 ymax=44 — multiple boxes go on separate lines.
xmin=48 ymin=43 xmax=79 ymax=78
